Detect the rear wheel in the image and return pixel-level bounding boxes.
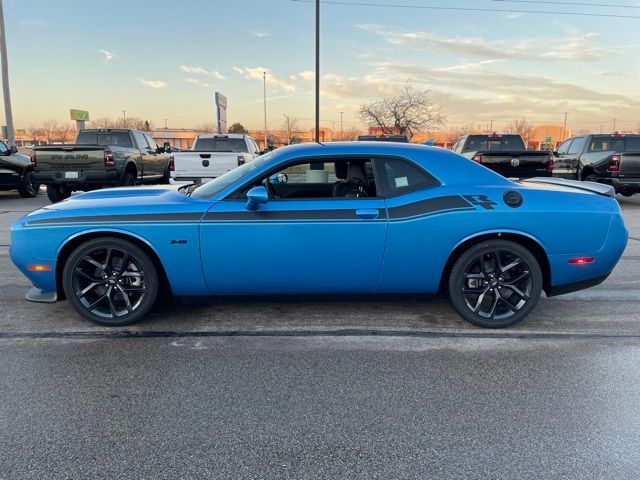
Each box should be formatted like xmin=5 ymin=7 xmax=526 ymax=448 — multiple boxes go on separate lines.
xmin=18 ymin=171 xmax=40 ymax=198
xmin=62 ymin=237 xmax=159 ymax=326
xmin=46 ymin=184 xmax=72 ymax=203
xmin=120 ymin=172 xmax=136 ymax=187
xmin=448 ymin=240 xmax=543 ymax=328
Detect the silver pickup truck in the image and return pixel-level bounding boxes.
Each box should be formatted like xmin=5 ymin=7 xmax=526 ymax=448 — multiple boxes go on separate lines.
xmin=171 ymin=134 xmax=261 ymax=183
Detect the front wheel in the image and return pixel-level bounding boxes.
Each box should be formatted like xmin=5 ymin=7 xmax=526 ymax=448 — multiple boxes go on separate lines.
xmin=448 ymin=240 xmax=543 ymax=328
xmin=62 ymin=237 xmax=159 ymax=326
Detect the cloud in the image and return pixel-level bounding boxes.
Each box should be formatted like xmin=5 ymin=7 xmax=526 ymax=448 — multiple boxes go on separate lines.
xmin=137 ymin=78 xmax=169 ymax=89
xmin=18 ymin=19 xmax=48 ymax=27
xmin=180 ymin=65 xmax=225 ymax=79
xmin=233 ymin=66 xmax=296 ymax=92
xmin=250 ymin=30 xmax=268 ymax=37
xmin=99 ymin=49 xmax=114 ymax=62
xmin=355 ymin=24 xmax=616 ymax=61
xmin=185 ymin=77 xmax=212 ymax=88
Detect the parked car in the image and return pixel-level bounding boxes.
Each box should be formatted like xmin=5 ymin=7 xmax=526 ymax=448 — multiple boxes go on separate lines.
xmin=452 ymin=134 xmax=553 ymax=178
xmin=356 ymin=134 xmax=410 ymax=142
xmin=10 ymin=143 xmax=627 ymax=328
xmin=553 ymin=133 xmax=640 ymax=197
xmin=171 ymin=133 xmax=260 ymax=183
xmin=0 ymin=141 xmax=39 ymax=198
xmin=32 ymin=129 xmax=173 ymax=203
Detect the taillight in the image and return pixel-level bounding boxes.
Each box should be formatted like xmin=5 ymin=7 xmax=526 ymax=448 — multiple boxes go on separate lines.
xmin=30 ymin=150 xmax=37 ymax=168
xmin=169 ymin=155 xmax=175 ymax=172
xmin=472 ymin=154 xmax=483 ymax=163
xmin=608 ymin=154 xmax=621 ymax=172
xmin=546 ymin=155 xmax=554 ymax=173
xmin=104 ymin=150 xmax=115 ymax=167
xmin=237 ymin=155 xmax=245 ymax=166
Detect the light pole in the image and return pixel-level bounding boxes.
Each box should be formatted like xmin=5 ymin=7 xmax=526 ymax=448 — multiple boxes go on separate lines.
xmin=339 ymin=111 xmax=343 ymax=141
xmin=562 ymin=112 xmax=568 ymax=141
xmin=263 ymin=71 xmax=268 ymax=149
xmin=283 ymin=114 xmax=291 ymax=144
xmin=613 ymin=118 xmax=617 ymax=132
xmin=315 ymin=0 xmax=320 ymax=143
xmin=122 ymin=110 xmax=127 ymax=128
xmin=0 ymin=0 xmax=15 ymax=146
xmin=164 ymin=118 xmax=168 ymax=129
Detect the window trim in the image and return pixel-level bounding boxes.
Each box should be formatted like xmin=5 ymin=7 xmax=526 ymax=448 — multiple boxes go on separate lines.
xmin=224 ymin=153 xmax=441 ymax=201
xmin=556 ymin=138 xmax=573 ymax=156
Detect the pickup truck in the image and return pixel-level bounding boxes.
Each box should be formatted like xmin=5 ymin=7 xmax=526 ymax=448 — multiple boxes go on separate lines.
xmin=0 ymin=140 xmax=40 ymax=198
xmin=356 ymin=134 xmax=410 ymax=142
xmin=32 ymin=129 xmax=173 ymax=203
xmin=171 ymin=133 xmax=260 ymax=183
xmin=451 ymin=134 xmax=553 ymax=178
xmin=553 ymin=133 xmax=640 ymax=196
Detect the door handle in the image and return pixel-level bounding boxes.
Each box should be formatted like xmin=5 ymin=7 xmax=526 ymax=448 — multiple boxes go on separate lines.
xmin=356 ymin=208 xmax=379 ymax=219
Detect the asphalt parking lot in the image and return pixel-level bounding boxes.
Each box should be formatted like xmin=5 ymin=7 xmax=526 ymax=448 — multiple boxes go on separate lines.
xmin=1 ymin=191 xmax=640 ymax=478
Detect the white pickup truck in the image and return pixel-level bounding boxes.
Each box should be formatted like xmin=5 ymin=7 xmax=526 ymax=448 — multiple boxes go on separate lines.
xmin=171 ymin=133 xmax=261 ymax=183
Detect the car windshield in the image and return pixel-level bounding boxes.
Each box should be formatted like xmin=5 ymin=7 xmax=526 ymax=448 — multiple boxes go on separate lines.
xmin=76 ymin=131 xmax=133 ymax=148
xmin=190 ymin=152 xmax=275 ymax=199
xmin=193 ymin=137 xmax=249 ymax=152
xmin=588 ymin=136 xmax=640 ymax=152
xmin=462 ymin=135 xmax=525 ymax=152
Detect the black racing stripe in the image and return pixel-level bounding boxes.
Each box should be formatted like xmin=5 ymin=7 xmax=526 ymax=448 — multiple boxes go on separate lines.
xmin=204 ymin=209 xmax=388 ymax=221
xmin=25 ymin=212 xmax=203 ymax=226
xmin=388 ymin=195 xmax=473 ymax=220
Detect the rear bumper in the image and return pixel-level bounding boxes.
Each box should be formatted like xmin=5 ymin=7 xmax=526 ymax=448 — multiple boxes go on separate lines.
xmin=546 ymin=274 xmax=610 ymax=297
xmin=34 ymin=170 xmax=120 ymax=186
xmin=598 ymin=177 xmax=640 ymax=191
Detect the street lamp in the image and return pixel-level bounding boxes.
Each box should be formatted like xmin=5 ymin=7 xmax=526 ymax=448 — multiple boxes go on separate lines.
xmin=263 ymin=71 xmax=268 ymax=150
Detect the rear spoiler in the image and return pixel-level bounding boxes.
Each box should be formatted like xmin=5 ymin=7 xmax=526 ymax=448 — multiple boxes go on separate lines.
xmin=522 ymin=177 xmax=615 ymax=197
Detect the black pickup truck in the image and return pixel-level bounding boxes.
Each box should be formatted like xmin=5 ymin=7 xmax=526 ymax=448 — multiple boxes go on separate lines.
xmin=451 ymin=134 xmax=553 ymax=178
xmin=32 ymin=129 xmax=173 ymax=202
xmin=0 ymin=140 xmax=39 ymax=198
xmin=552 ymin=133 xmax=640 ymax=197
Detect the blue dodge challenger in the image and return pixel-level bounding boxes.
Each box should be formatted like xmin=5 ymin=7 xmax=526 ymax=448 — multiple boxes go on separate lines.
xmin=10 ymin=142 xmax=628 ymax=328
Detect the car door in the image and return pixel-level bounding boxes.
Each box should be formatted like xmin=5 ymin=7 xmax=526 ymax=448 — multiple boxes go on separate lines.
xmin=131 ymin=131 xmax=151 ymax=180
xmin=552 ymin=138 xmax=574 ymax=178
xmin=199 ymin=157 xmax=388 ymax=294
xmin=565 ymin=136 xmax=587 ymax=178
xmin=143 ymin=133 xmax=164 ymax=179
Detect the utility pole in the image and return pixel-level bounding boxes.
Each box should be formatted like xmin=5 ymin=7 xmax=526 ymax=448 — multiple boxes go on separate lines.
xmin=489 ymin=119 xmax=493 ymax=133
xmin=263 ymin=71 xmax=268 ymax=150
xmin=562 ymin=112 xmax=568 ymax=141
xmin=315 ymin=0 xmax=320 ymax=143
xmin=122 ymin=110 xmax=127 ymax=128
xmin=339 ymin=111 xmax=344 ymax=141
xmin=164 ymin=118 xmax=168 ymax=129
xmin=0 ymin=0 xmax=14 ymax=146
xmin=283 ymin=114 xmax=291 ymax=144
xmin=613 ymin=118 xmax=617 ymax=132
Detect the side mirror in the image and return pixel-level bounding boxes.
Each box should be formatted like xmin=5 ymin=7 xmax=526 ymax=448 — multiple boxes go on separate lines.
xmin=163 ymin=142 xmax=172 ymax=153
xmin=9 ymin=145 xmax=17 ymax=154
xmin=269 ymin=173 xmax=288 ymax=184
xmin=245 ymin=185 xmax=268 ymax=211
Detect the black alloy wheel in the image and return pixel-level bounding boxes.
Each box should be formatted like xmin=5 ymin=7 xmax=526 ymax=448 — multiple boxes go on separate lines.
xmin=63 ymin=238 xmax=159 ymax=326
xmin=448 ymin=240 xmax=542 ymax=328
xmin=18 ymin=171 xmax=40 ymax=198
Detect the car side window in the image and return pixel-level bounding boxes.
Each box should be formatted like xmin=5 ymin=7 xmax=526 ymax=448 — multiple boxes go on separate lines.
xmin=144 ymin=134 xmax=158 ymax=150
xmin=567 ymin=137 xmax=586 ymax=155
xmin=0 ymin=141 xmax=8 ymax=154
xmin=132 ymin=131 xmax=148 ymax=150
xmin=374 ymin=157 xmax=439 ymax=196
xmin=556 ymin=139 xmax=573 ymax=155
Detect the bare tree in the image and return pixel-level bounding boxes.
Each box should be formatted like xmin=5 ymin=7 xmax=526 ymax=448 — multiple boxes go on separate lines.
xmin=444 ymin=124 xmax=477 ymax=146
xmin=282 ymin=117 xmax=303 ymax=144
xmin=358 ymin=83 xmax=445 ymax=139
xmin=88 ymin=117 xmax=116 ymax=129
xmin=56 ymin=122 xmax=75 ymax=144
xmin=505 ymin=118 xmax=535 ymax=146
xmin=195 ymin=123 xmax=217 ymax=133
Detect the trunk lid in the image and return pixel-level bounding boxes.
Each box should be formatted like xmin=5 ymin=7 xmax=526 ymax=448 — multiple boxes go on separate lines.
xmin=476 ymin=151 xmax=551 ymax=178
xmin=521 ymin=177 xmax=615 ymax=197
xmin=618 ymin=152 xmax=640 ymax=176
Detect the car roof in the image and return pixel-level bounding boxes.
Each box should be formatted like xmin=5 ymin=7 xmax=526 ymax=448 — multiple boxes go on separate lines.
xmin=196 ymin=133 xmax=247 ymax=139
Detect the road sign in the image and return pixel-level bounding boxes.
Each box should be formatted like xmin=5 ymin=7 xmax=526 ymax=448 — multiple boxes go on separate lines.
xmin=70 ymin=109 xmax=90 ymax=121
xmin=545 ymin=136 xmax=552 ymax=143
xmin=215 ymin=92 xmax=227 ymax=134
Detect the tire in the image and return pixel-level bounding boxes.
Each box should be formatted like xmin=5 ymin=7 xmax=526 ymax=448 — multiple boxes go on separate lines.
xmin=18 ymin=171 xmax=40 ymax=198
xmin=46 ymin=184 xmax=71 ymax=203
xmin=583 ymin=174 xmax=597 ymax=183
xmin=448 ymin=240 xmax=543 ymax=328
xmin=62 ymin=237 xmax=159 ymax=326
xmin=120 ymin=171 xmax=136 ymax=187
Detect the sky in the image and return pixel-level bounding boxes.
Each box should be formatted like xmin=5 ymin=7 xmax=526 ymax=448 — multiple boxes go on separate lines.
xmin=4 ymin=0 xmax=640 ymax=133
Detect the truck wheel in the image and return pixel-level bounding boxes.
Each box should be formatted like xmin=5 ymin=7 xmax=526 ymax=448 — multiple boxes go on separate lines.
xmin=448 ymin=240 xmax=543 ymax=328
xmin=18 ymin=171 xmax=40 ymax=198
xmin=120 ymin=172 xmax=136 ymax=187
xmin=46 ymin=184 xmax=72 ymax=203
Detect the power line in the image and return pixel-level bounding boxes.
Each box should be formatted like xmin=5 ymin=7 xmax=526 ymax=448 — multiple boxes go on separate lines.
xmin=491 ymin=0 xmax=640 ymax=9
xmin=291 ymin=0 xmax=640 ymax=19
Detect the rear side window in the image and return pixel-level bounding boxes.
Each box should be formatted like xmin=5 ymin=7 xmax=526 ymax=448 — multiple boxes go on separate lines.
xmin=132 ymin=131 xmax=148 ymax=149
xmin=76 ymin=131 xmax=133 ymax=148
xmin=375 ymin=157 xmax=439 ymax=196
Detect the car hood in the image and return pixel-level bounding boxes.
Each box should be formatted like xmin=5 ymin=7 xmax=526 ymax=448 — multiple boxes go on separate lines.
xmin=0 ymin=152 xmax=30 ymax=168
xmin=17 ymin=185 xmax=211 ymax=226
